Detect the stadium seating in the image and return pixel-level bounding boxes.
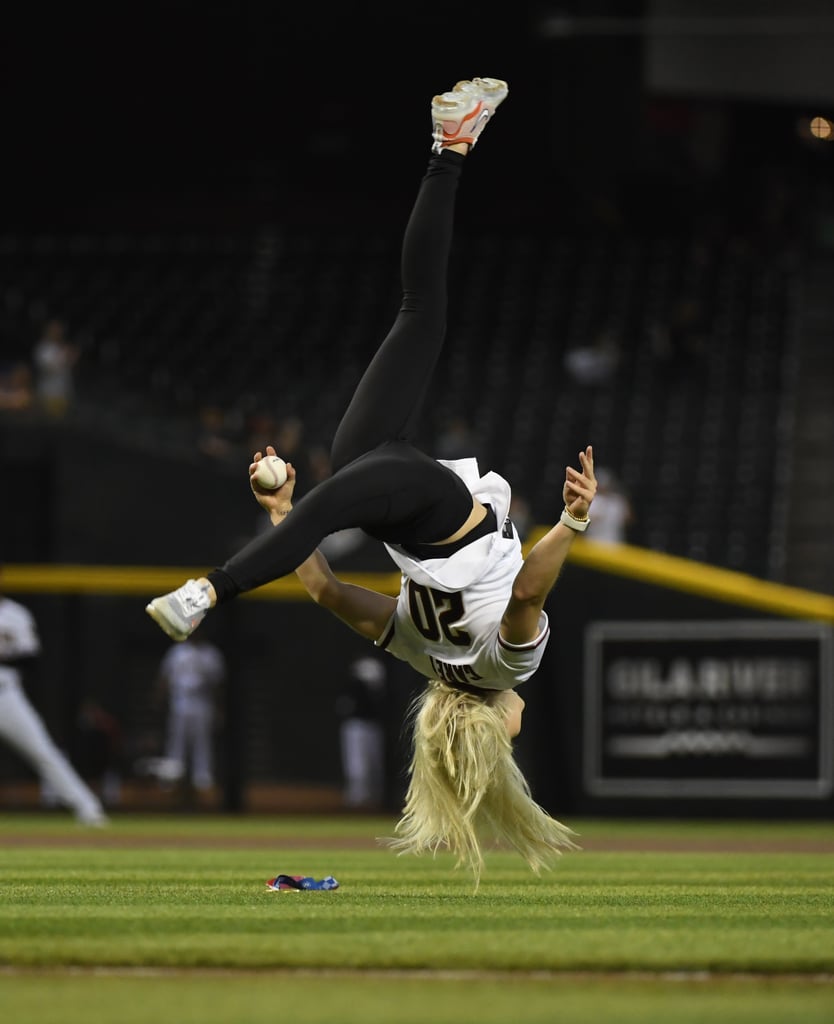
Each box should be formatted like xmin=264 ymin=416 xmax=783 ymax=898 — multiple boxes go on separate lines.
xmin=0 ymin=224 xmax=797 ymax=580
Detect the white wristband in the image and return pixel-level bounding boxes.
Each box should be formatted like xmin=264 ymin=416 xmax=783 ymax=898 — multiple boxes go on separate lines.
xmin=560 ymin=506 xmax=590 ymax=532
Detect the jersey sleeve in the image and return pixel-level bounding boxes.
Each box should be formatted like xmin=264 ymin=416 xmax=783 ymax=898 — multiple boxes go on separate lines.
xmin=494 ymin=611 xmax=550 ymax=680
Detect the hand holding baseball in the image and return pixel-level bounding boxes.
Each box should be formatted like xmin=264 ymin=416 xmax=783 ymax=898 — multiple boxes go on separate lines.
xmin=250 ymin=447 xmax=296 ymax=518
xmin=251 ymin=453 xmax=288 ymax=490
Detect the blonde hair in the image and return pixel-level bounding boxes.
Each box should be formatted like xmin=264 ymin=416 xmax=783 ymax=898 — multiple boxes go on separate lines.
xmin=385 ymin=680 xmax=579 ymax=886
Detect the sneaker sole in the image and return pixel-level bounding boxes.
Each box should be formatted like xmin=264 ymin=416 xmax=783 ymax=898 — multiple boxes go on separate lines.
xmin=472 ymin=77 xmax=508 ymax=99
xmin=431 ymin=78 xmax=508 ymax=150
xmin=432 ymin=78 xmax=508 ymax=115
xmin=145 ymin=600 xmax=190 ymax=641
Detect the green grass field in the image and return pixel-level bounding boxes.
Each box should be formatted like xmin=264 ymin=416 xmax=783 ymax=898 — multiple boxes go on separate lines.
xmin=2 ymin=814 xmax=833 ymax=1023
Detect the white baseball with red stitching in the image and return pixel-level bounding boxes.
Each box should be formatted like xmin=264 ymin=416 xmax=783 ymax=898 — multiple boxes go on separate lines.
xmin=252 ymin=455 xmax=288 ymax=490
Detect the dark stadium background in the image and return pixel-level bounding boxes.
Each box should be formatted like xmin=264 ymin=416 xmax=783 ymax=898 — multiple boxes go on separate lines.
xmin=6 ymin=1 xmax=831 ymax=233
xmin=2 ymin=1 xmax=832 ymax=818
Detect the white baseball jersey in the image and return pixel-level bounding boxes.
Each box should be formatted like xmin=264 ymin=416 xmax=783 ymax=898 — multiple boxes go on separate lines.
xmin=159 ymin=641 xmax=225 ymax=714
xmin=377 ymin=458 xmax=550 ymax=691
xmin=0 ymin=596 xmax=106 ymax=824
xmin=158 ymin=640 xmax=225 ymax=791
xmin=0 ymin=594 xmax=40 ymax=665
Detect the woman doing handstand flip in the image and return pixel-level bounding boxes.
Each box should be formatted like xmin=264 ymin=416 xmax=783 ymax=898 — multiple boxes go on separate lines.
xmin=147 ymin=77 xmax=597 ymax=884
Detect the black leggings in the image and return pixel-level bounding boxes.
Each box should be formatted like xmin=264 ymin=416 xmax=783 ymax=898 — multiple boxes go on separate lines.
xmin=209 ymin=150 xmax=473 ymax=601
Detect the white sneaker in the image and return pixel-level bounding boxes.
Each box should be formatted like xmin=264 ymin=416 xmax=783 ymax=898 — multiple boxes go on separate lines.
xmin=431 ymin=77 xmax=508 ymax=154
xmin=145 ymin=578 xmax=211 ymax=641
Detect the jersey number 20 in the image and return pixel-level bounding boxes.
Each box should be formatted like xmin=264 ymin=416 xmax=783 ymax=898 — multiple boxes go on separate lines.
xmin=406 ymin=581 xmax=471 ymax=647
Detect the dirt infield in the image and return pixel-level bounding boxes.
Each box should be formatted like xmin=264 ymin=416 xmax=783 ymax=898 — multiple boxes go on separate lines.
xmin=2 ymin=780 xmax=832 ymax=853
xmin=1 ymin=827 xmax=832 ymax=853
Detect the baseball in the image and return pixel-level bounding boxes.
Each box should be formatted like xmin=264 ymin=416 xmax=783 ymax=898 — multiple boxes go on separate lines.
xmin=252 ymin=455 xmax=288 ymax=490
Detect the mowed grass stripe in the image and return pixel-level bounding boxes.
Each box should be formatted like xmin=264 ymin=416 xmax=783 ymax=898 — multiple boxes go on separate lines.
xmin=1 ymin=816 xmax=832 ymax=974
xmin=1 ymin=973 xmax=833 ymax=1024
xmin=0 ymin=970 xmax=827 ymax=1024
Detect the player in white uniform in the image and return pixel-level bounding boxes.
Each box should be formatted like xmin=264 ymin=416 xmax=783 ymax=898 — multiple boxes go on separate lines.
xmin=156 ymin=639 xmax=225 ymax=791
xmin=146 ymin=78 xmax=596 ymax=883
xmin=0 ymin=570 xmax=109 ymax=826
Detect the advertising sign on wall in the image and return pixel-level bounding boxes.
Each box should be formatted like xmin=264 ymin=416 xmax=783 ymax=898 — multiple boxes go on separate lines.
xmin=583 ymin=620 xmax=833 ymax=798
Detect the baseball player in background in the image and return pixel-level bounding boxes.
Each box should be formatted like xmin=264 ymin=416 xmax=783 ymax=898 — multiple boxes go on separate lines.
xmin=0 ymin=565 xmax=109 ymax=826
xmin=335 ymin=655 xmax=388 ymax=809
xmin=156 ymin=637 xmax=226 ymax=793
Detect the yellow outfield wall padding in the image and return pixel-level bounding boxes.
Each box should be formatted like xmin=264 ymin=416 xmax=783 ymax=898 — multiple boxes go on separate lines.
xmin=1 ymin=563 xmax=403 ymax=599
xmin=3 ymin=536 xmax=833 ymax=624
xmin=540 ymin=534 xmax=834 ymax=623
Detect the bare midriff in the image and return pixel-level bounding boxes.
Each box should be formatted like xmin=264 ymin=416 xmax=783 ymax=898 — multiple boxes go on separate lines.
xmin=428 ymin=499 xmax=488 ymax=546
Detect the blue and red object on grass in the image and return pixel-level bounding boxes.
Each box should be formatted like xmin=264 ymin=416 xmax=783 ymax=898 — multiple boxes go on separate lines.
xmin=266 ymin=874 xmax=340 ymax=891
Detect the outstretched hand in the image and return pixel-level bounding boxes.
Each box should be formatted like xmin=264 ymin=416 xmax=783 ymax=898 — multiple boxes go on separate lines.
xmin=563 ymin=445 xmax=597 ymax=519
xmin=250 ymin=445 xmax=297 ymax=518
